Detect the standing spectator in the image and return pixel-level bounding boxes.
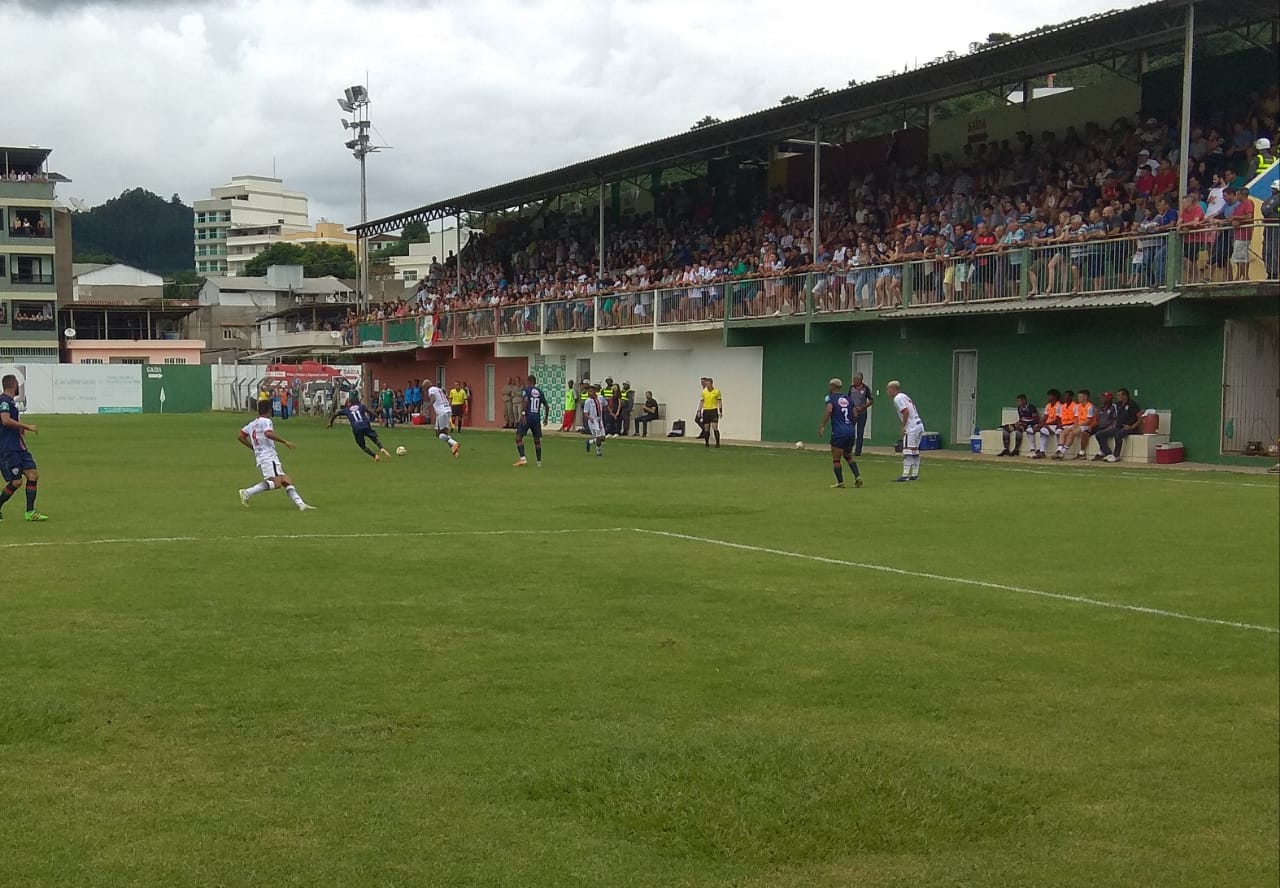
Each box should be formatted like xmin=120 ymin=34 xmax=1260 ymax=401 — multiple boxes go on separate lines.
xmin=633 ymin=391 xmax=660 ymax=437
xmin=1262 ymin=181 xmax=1280 ymax=279
xmin=618 ymin=382 xmax=635 ymax=437
xmin=697 ymin=377 xmax=723 ymax=448
xmin=578 ymin=378 xmax=592 ymax=434
xmin=997 ymin=394 xmax=1039 ymax=457
xmin=846 ymin=372 xmax=873 ymax=456
xmin=1229 ymin=185 xmax=1255 ymax=281
xmin=1087 ymin=392 xmax=1117 ymax=461
xmin=1094 ymin=387 xmax=1142 ymax=463
xmin=379 ymin=386 xmax=395 ymax=428
xmin=463 ymin=381 xmax=473 ymax=428
xmin=600 ymin=378 xmax=618 ymax=436
xmin=1179 ymin=194 xmax=1211 ymax=284
xmin=560 ymin=380 xmax=577 ymax=432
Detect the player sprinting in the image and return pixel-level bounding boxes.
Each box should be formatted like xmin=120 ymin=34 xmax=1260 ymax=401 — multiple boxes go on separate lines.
xmin=887 ymin=380 xmax=924 ymax=482
xmin=514 ymin=374 xmax=550 ymax=467
xmin=426 ymin=382 xmax=461 ymax=458
xmin=818 ymin=377 xmax=863 ymax=489
xmin=0 ymin=373 xmax=47 ymax=521
xmin=582 ymin=383 xmax=605 ymax=457
xmin=238 ymin=400 xmax=315 ymax=510
xmin=329 ymin=394 xmax=391 ymax=461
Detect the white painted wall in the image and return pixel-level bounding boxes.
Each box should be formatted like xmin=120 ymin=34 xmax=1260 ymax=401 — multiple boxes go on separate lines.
xmin=542 ymin=333 xmax=764 ymax=440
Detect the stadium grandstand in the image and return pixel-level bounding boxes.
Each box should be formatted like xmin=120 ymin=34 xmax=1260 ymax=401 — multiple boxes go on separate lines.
xmin=346 ymin=0 xmax=1278 ymax=466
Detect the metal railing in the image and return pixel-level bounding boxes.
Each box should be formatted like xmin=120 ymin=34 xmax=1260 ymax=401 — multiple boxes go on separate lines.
xmin=344 ymin=224 xmax=1279 ymax=347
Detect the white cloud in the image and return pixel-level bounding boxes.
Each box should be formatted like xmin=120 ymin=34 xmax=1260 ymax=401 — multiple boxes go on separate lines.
xmin=3 ymin=0 xmax=1139 ymax=226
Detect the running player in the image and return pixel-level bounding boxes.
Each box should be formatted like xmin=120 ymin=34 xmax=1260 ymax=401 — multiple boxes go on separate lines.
xmin=426 ymin=381 xmax=462 ymax=458
xmin=329 ymin=394 xmax=391 ymax=461
xmin=514 ymin=374 xmax=550 ymax=467
xmin=582 ymin=383 xmax=605 ymax=457
xmin=817 ymin=377 xmax=863 ymax=489
xmin=0 ymin=373 xmax=47 ymax=521
xmin=887 ymin=380 xmax=924 ymax=482
xmin=238 ymin=400 xmax=315 ymax=509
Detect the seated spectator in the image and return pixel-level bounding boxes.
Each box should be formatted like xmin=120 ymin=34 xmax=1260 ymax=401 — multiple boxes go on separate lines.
xmin=998 ymin=393 xmax=1039 ymax=457
xmin=1093 ymin=387 xmax=1142 ymax=462
xmin=1087 ymin=392 xmax=1117 ymax=461
xmin=633 ymin=391 xmax=660 ymax=437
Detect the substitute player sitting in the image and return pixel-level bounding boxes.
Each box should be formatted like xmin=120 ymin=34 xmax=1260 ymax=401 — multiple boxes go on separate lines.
xmin=818 ymin=377 xmax=863 ymax=489
xmin=513 ymin=374 xmax=550 ymax=467
xmin=329 ymin=394 xmax=391 ymax=461
xmin=426 ymin=382 xmax=462 ymax=458
xmin=238 ymin=400 xmax=315 ymax=510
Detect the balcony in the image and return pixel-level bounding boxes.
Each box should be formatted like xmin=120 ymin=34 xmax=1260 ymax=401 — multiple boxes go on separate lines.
xmin=0 ymin=179 xmax=55 ymax=201
xmin=3 ymin=209 xmax=53 ymax=241
xmin=259 ymin=329 xmax=348 ymax=350
xmin=343 ymin=225 xmax=1280 ymax=354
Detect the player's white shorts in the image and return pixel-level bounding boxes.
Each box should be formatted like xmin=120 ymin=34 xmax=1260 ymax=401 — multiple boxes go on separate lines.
xmin=903 ymin=424 xmax=924 ymax=453
xmin=587 ymin=419 xmax=605 ymax=438
xmin=434 ymin=412 xmax=452 ymax=433
xmin=257 ymin=458 xmax=284 ymax=481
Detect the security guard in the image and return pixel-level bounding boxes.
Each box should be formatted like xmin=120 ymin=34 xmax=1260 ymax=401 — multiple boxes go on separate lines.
xmin=600 ymin=377 xmax=617 ymax=436
xmin=1255 ymin=138 xmax=1274 ymax=175
xmin=618 ymin=382 xmax=635 ymax=436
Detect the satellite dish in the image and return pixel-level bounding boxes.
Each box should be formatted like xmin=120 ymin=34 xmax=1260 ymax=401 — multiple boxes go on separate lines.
xmin=64 ymin=328 xmax=76 ymax=339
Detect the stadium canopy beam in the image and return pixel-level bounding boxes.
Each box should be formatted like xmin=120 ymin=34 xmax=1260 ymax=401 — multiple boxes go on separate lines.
xmin=350 ymin=0 xmax=1278 ymax=239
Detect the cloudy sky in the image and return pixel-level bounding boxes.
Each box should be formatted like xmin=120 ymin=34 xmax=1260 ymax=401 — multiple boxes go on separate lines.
xmin=8 ymin=0 xmax=1138 ymax=226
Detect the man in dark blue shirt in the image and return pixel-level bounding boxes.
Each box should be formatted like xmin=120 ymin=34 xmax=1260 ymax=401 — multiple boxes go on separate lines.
xmin=514 ymin=374 xmax=550 ymax=467
xmin=329 ymin=394 xmax=392 ymax=461
xmin=998 ymin=394 xmax=1040 ymax=456
xmin=0 ymin=373 xmax=46 ymax=520
xmin=818 ymin=378 xmax=863 ymax=489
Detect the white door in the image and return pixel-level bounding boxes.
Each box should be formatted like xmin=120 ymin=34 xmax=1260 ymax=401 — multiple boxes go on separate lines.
xmin=1221 ymin=319 xmax=1280 ymax=452
xmin=852 ymin=351 xmax=874 ymax=439
xmin=952 ymin=350 xmax=978 ymax=445
xmin=485 ymin=364 xmax=496 ymax=423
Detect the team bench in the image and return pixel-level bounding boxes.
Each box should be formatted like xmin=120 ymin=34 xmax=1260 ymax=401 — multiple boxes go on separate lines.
xmin=980 ymin=409 xmax=1172 ymax=463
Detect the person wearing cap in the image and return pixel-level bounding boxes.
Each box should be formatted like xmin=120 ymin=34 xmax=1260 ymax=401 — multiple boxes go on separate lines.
xmin=818 ymin=378 xmax=863 ymax=489
xmin=1261 ymin=180 xmax=1280 ymax=279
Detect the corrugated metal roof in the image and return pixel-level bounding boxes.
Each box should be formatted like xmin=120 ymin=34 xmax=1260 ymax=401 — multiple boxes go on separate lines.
xmin=882 ymin=290 xmax=1181 ymax=319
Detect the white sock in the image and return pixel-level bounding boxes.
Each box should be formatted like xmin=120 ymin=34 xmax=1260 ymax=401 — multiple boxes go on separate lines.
xmin=245 ymin=481 xmax=272 ymax=498
xmin=285 ymin=485 xmax=305 ymax=507
xmin=910 ymin=454 xmax=920 ymax=477
xmin=902 ymin=457 xmax=911 ymax=477
xmin=440 ymin=433 xmax=457 ymax=448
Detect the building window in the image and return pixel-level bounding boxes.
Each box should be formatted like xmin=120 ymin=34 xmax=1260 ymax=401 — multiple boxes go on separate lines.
xmin=111 ymin=357 xmax=145 ymax=365
xmin=222 ymin=328 xmax=247 ymax=341
xmin=163 ymin=357 xmax=187 ymax=365
xmin=11 ymin=256 xmax=54 ymax=286
xmin=79 ymin=358 xmax=105 ymax=364
xmin=12 ymin=301 xmax=55 ymax=331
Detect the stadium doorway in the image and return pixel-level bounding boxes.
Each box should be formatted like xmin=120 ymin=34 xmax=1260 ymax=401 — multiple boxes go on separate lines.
xmin=951 ymin=350 xmax=978 ymax=445
xmin=1221 ymin=318 xmax=1279 ymax=453
xmin=852 ymin=351 xmax=873 ymax=440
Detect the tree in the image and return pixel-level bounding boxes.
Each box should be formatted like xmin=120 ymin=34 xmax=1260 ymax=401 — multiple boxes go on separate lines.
xmin=986 ymin=32 xmax=1013 ymax=44
xmin=401 ymin=220 xmax=430 ymax=243
xmin=807 ymin=87 xmax=829 ymax=98
xmin=241 ymin=242 xmax=357 ymax=279
xmin=779 ymin=95 xmax=800 ymax=105
xmin=70 ymin=188 xmax=194 ymax=275
xmin=72 ymin=250 xmax=116 ymax=265
xmin=692 ymin=115 xmax=723 ymax=130
xmin=847 ymin=78 xmax=859 ymax=88
xmin=164 ymin=269 xmax=204 ymax=301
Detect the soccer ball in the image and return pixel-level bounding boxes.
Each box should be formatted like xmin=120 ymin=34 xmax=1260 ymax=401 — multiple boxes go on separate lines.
xmin=794 ymin=441 xmax=804 ymax=450
xmin=396 ymin=446 xmax=407 ymax=456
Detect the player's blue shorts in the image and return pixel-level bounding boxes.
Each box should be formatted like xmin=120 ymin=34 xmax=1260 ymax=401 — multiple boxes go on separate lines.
xmin=830 ymin=435 xmax=854 ymax=453
xmin=355 ymin=428 xmax=381 ymax=447
xmin=517 ymin=417 xmax=542 ymax=438
xmin=0 ymin=449 xmax=36 ymax=482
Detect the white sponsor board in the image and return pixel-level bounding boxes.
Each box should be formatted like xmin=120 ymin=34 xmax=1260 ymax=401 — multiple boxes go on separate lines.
xmin=0 ymin=363 xmax=144 ymax=414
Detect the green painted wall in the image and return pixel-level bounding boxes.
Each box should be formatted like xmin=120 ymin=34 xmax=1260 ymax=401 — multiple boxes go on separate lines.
xmin=143 ymin=364 xmax=212 ymax=413
xmin=754 ymin=304 xmax=1258 ymax=463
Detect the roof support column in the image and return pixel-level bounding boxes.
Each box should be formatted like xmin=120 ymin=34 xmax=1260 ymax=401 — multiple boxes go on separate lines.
xmin=1177 ymin=3 xmax=1194 ymax=200
xmin=456 ymin=213 xmax=463 ymax=298
xmin=598 ymin=179 xmax=606 ymax=279
xmin=812 ymin=122 xmax=821 ymax=267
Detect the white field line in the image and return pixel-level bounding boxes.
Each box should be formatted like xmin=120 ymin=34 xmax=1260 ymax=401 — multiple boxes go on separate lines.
xmin=6 ymin=527 xmax=1274 ymax=635
xmin=1001 ymin=466 xmax=1277 ymax=489
xmin=633 ymin=528 xmax=1280 ymax=636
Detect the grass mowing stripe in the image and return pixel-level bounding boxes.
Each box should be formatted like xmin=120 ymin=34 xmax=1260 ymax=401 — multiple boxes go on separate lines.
xmin=0 ymin=528 xmax=624 ymax=550
xmin=633 ymin=528 xmax=1280 ymax=636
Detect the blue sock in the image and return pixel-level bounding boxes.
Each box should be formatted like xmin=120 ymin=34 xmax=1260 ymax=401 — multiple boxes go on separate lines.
xmin=534 ymin=445 xmax=542 ymax=461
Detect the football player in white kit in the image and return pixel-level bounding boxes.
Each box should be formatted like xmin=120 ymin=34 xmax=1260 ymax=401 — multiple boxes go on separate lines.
xmin=887 ymin=380 xmax=924 ymax=482
xmin=582 ymin=383 xmax=605 ymax=457
xmin=238 ymin=400 xmax=315 ymax=509
xmin=426 ymin=383 xmax=462 ymax=458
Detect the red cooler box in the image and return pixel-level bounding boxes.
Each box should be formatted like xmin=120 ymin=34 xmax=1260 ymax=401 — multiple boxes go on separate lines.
xmin=1155 ymin=442 xmax=1184 ymax=464
xmin=411 ymin=413 xmax=425 ymax=425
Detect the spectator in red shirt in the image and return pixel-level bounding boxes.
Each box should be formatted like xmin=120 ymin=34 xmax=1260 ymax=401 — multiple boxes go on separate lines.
xmin=1152 ymin=160 xmax=1178 ymax=200
xmin=1229 ymin=185 xmax=1255 ymax=281
xmin=1178 ymin=194 xmax=1209 ymax=284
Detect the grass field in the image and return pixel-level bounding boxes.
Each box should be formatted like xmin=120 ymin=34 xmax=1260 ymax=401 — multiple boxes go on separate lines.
xmin=1 ymin=413 xmax=1277 ymax=887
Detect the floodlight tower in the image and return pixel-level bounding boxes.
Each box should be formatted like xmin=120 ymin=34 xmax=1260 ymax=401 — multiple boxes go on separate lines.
xmin=339 ymin=84 xmax=377 ymax=311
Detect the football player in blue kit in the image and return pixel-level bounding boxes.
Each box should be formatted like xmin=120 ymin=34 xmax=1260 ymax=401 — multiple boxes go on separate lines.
xmin=0 ymin=374 xmax=46 ymax=521
xmin=514 ymin=374 xmax=551 ymax=467
xmin=817 ymin=377 xmax=863 ymax=489
xmin=329 ymin=394 xmax=392 ymax=461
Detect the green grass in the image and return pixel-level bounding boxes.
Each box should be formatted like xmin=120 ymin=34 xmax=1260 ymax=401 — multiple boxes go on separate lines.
xmin=1 ymin=413 xmax=1277 ymax=887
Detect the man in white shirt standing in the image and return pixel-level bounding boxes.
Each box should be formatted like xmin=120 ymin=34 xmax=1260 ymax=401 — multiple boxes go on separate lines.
xmin=887 ymin=380 xmax=924 ymax=483
xmin=238 ymin=399 xmax=315 ymax=509
xmin=582 ymin=383 xmax=605 ymax=457
xmin=426 ymin=382 xmax=462 ymax=458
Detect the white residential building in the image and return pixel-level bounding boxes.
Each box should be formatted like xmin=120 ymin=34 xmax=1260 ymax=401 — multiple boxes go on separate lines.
xmin=387 ymin=227 xmax=471 ymax=287
xmin=193 ymin=175 xmax=310 ymax=276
